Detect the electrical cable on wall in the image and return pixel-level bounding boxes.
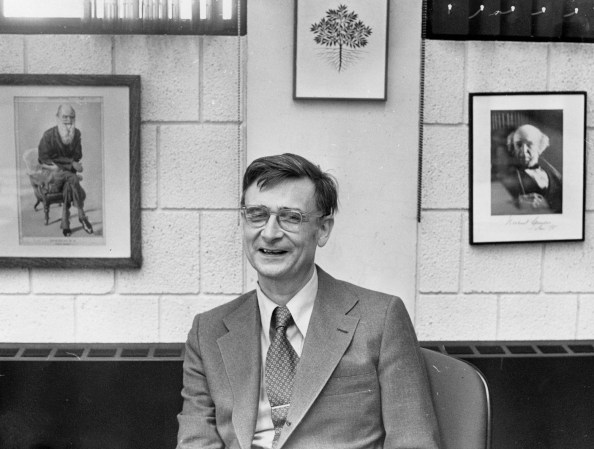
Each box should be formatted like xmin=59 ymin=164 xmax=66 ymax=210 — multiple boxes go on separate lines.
xmin=236 ymin=0 xmax=242 ymax=226
xmin=418 ymin=0 xmax=428 ymax=223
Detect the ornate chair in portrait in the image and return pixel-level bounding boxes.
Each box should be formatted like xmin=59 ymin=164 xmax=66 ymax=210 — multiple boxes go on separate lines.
xmin=22 ymin=147 xmax=81 ymax=226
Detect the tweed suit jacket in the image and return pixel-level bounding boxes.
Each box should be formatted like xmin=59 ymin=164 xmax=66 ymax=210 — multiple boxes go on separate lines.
xmin=177 ymin=267 xmax=440 ymax=449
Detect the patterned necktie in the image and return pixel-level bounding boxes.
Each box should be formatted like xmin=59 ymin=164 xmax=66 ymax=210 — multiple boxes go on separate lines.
xmin=265 ymin=306 xmax=299 ymax=446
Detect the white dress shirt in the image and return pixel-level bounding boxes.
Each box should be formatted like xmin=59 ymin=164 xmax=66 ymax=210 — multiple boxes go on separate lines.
xmin=251 ymin=269 xmax=318 ymax=449
xmin=524 ymin=167 xmax=549 ymax=189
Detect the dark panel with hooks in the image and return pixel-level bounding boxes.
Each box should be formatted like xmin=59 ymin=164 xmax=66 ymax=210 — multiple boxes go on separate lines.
xmin=426 ymin=0 xmax=594 ymax=42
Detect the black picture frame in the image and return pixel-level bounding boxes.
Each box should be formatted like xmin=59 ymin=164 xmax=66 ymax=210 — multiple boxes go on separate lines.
xmin=470 ymin=91 xmax=586 ymax=244
xmin=0 ymin=74 xmax=141 ymax=267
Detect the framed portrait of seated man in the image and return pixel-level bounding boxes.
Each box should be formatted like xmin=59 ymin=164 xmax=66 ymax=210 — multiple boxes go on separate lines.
xmin=0 ymin=74 xmax=141 ymax=268
xmin=470 ymin=91 xmax=586 ymax=244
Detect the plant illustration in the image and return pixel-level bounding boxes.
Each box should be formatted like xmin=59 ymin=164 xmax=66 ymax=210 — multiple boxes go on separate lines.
xmin=310 ymin=4 xmax=373 ymax=72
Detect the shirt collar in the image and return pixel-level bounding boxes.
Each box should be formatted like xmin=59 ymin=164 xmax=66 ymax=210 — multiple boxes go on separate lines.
xmin=256 ymin=268 xmax=318 ymax=341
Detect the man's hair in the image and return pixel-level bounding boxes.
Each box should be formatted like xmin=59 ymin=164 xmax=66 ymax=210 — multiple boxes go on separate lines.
xmin=56 ymin=104 xmax=76 ymax=117
xmin=506 ymin=124 xmax=549 ymax=157
xmin=241 ymin=153 xmax=338 ymax=216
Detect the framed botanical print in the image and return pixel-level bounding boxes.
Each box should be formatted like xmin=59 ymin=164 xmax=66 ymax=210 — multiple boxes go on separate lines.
xmin=294 ymin=0 xmax=389 ymax=100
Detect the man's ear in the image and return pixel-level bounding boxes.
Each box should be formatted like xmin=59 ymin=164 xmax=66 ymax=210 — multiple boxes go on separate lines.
xmin=316 ymin=216 xmax=334 ymax=248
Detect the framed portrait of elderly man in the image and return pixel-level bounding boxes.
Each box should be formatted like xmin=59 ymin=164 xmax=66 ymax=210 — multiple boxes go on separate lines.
xmin=470 ymin=92 xmax=586 ymax=244
xmin=0 ymin=74 xmax=141 ymax=267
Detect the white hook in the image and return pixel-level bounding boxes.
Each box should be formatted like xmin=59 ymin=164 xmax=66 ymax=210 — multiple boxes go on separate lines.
xmin=531 ymin=6 xmax=546 ymax=16
xmin=563 ymin=8 xmax=578 ymax=18
xmin=491 ymin=6 xmax=515 ymax=16
xmin=468 ymin=4 xmax=484 ymax=19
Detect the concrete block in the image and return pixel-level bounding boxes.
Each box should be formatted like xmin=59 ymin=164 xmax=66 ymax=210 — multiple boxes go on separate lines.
xmin=544 ymin=216 xmax=594 ymax=291
xmin=422 ymin=125 xmax=468 ymax=209
xmin=203 ymin=36 xmax=246 ymax=122
xmin=159 ymin=124 xmax=240 ymax=209
xmin=117 ymin=211 xmax=201 ymax=294
xmin=0 ymin=269 xmax=30 ymax=293
xmin=416 ymin=294 xmax=498 ymax=341
xmin=418 ymin=211 xmax=462 ymax=293
xmin=114 ymin=35 xmax=200 ymax=121
xmin=498 ymin=294 xmax=578 ymax=340
xmin=0 ymin=35 xmax=23 ymax=72
xmin=32 ymin=268 xmax=114 ymax=294
xmin=423 ymin=40 xmax=465 ymax=124
xmin=141 ymin=124 xmax=158 ymax=209
xmin=201 ymin=211 xmax=243 ymax=294
xmin=27 ymin=35 xmax=112 ymax=74
xmin=159 ymin=294 xmax=235 ymax=342
xmin=577 ymin=295 xmax=594 ymax=339
xmin=462 ymin=217 xmax=542 ymax=292
xmin=467 ymin=41 xmax=548 ymax=93
xmin=76 ymin=295 xmax=158 ymax=342
xmin=549 ymin=43 xmax=594 ymax=127
xmin=0 ymin=295 xmax=75 ymax=342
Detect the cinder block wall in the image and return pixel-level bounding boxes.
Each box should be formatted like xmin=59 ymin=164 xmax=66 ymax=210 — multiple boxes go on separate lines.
xmin=5 ymin=34 xmax=593 ymax=344
xmin=0 ymin=35 xmax=245 ymax=342
xmin=417 ymin=40 xmax=594 ymax=341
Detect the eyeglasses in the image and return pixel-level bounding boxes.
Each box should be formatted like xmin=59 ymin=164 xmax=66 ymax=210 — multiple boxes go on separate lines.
xmin=240 ymin=205 xmax=325 ymax=232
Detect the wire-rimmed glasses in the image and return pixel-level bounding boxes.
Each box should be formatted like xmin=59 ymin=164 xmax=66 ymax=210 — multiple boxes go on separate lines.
xmin=240 ymin=205 xmax=325 ymax=232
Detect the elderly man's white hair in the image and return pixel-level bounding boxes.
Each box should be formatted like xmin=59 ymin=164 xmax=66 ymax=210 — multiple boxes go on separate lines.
xmin=506 ymin=124 xmax=550 ymax=156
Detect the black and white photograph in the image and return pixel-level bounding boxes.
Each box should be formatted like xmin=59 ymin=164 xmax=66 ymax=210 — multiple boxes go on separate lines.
xmin=0 ymin=74 xmax=141 ymax=268
xmin=16 ymin=97 xmax=104 ymax=242
xmin=490 ymin=109 xmax=563 ymax=216
xmin=470 ymin=92 xmax=586 ymax=244
xmin=6 ymin=2 xmax=594 ymax=449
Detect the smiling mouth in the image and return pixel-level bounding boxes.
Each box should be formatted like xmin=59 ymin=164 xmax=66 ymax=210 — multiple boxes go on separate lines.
xmin=259 ymin=249 xmax=287 ymax=255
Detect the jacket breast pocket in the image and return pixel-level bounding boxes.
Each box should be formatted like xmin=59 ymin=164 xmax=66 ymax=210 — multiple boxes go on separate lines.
xmin=320 ymin=371 xmax=378 ymax=397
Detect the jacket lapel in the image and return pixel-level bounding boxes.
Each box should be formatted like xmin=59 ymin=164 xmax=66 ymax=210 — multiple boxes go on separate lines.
xmin=218 ymin=292 xmax=262 ymax=449
xmin=277 ymin=268 xmax=360 ymax=448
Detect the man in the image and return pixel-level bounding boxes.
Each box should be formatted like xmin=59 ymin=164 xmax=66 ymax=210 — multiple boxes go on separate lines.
xmin=177 ymin=154 xmax=440 ymax=449
xmin=500 ymin=124 xmax=562 ymax=213
xmin=38 ymin=104 xmax=94 ymax=236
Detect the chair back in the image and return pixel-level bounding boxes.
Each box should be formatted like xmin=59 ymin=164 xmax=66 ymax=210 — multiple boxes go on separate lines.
xmin=421 ymin=347 xmax=491 ymax=449
xmin=22 ymin=148 xmax=41 ymax=175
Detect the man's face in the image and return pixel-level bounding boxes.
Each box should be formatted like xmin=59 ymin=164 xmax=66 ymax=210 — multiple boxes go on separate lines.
xmin=58 ymin=106 xmax=75 ymax=129
xmin=242 ymin=177 xmax=333 ymax=292
xmin=511 ymin=126 xmax=542 ymax=169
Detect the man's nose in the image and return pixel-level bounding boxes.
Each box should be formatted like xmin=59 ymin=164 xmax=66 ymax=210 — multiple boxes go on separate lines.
xmin=523 ymin=144 xmax=535 ymax=156
xmin=260 ymin=214 xmax=283 ymax=240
